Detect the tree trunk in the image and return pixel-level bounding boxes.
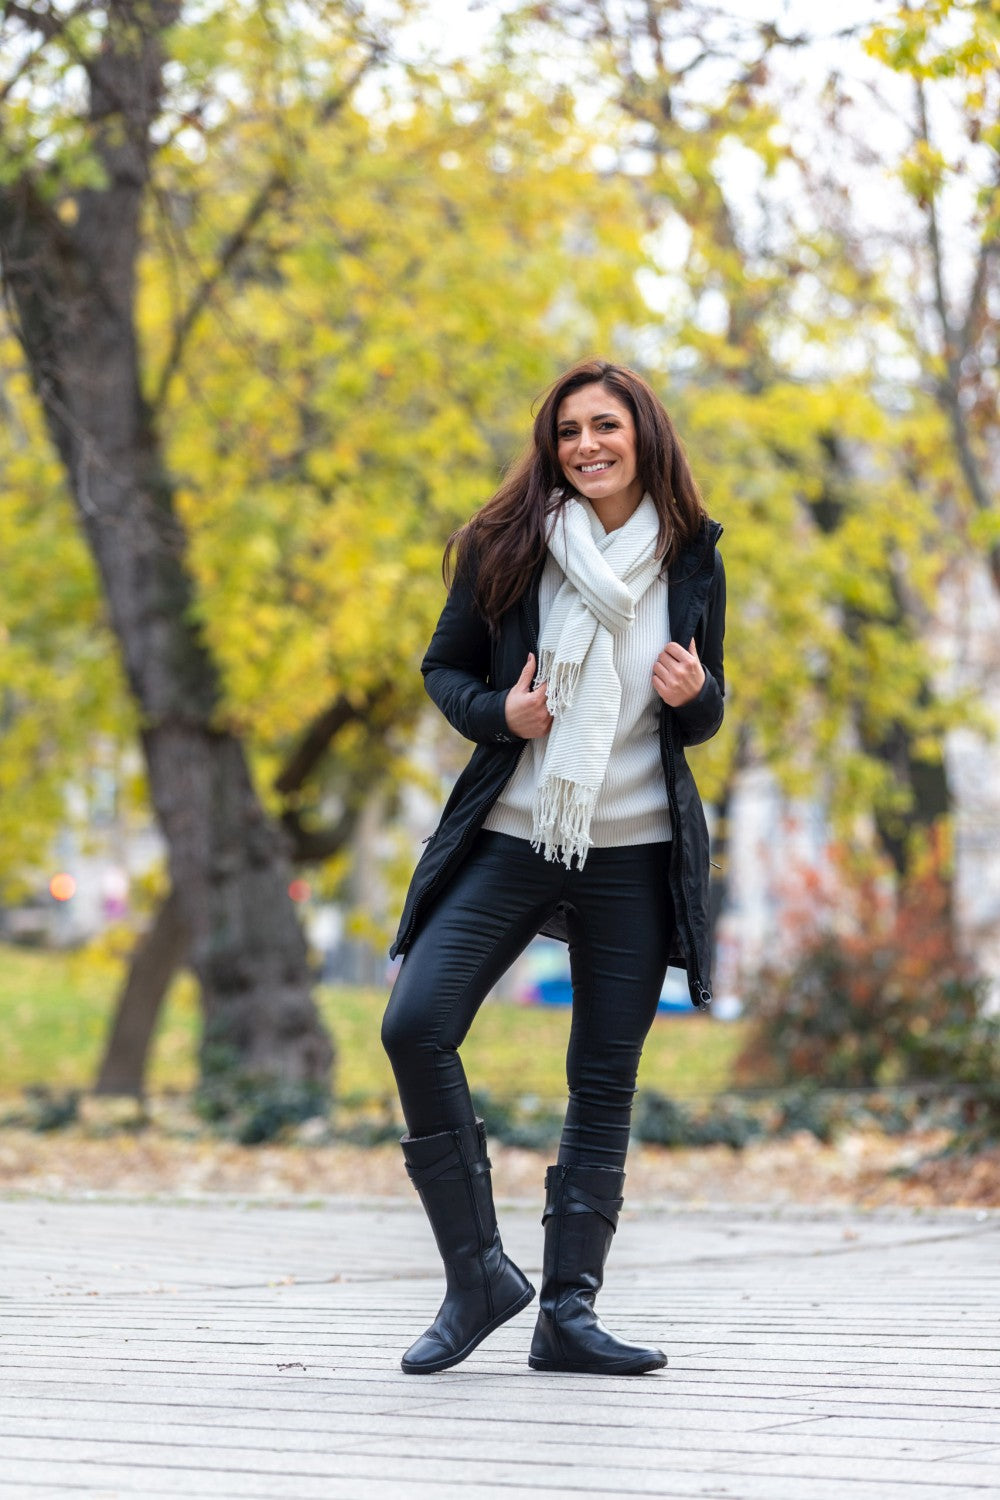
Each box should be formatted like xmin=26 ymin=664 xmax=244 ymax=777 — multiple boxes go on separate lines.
xmin=91 ymin=689 xmax=386 ymax=1096
xmin=0 ymin=3 xmax=333 ymax=1097
xmin=95 ymin=888 xmax=188 ymax=1097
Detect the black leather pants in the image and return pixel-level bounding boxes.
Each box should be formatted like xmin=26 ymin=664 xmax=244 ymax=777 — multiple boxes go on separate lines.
xmin=382 ymin=831 xmax=674 ymax=1171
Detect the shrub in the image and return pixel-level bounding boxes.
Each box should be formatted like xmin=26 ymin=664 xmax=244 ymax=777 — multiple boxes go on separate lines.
xmin=735 ymin=847 xmax=987 ymax=1091
xmin=470 ymin=1089 xmax=565 ymax=1151
xmin=632 ymin=1090 xmax=762 ymax=1149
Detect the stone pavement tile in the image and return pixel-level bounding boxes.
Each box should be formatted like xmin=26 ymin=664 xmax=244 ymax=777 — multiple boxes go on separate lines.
xmin=758 ymin=1414 xmax=1000 ymax=1444
xmin=379 ymin=1395 xmax=845 ymax=1432
xmin=946 ymin=1445 xmax=1000 ymax=1464
xmin=2 ymin=1197 xmax=998 ymax=1499
xmin=676 ymin=1371 xmax=1000 ymax=1399
xmin=709 ymin=1451 xmax=1000 ymax=1485
xmin=1 ymin=1409 xmax=989 ymax=1465
xmin=325 ymin=1428 xmax=999 ymax=1478
xmin=1 ymin=1452 xmax=993 ymax=1500
xmin=1 ymin=1376 xmax=419 ymax=1411
xmin=689 ymin=1347 xmax=1000 ymax=1373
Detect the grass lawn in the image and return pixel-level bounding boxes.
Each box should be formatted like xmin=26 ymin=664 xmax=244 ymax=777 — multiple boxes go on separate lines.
xmin=0 ymin=942 xmax=749 ymax=1103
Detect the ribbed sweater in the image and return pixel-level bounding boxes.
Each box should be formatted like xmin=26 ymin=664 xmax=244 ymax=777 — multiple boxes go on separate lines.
xmin=483 ymin=550 xmax=672 ymax=849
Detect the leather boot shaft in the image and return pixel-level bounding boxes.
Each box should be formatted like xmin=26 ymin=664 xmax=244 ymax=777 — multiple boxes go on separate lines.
xmin=399 ymin=1119 xmax=534 ymax=1373
xmin=529 ymin=1163 xmax=666 ymax=1376
xmin=403 ymin=1120 xmax=499 ymax=1292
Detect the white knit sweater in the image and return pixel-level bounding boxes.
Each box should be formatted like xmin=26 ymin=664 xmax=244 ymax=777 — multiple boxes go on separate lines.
xmin=483 ymin=550 xmax=672 ymax=848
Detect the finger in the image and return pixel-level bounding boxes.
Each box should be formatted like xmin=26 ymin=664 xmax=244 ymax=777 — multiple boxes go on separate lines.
xmin=661 ymin=641 xmax=688 ymax=662
xmin=516 ymin=653 xmax=536 ymax=690
xmin=688 ymin=637 xmax=699 ymax=658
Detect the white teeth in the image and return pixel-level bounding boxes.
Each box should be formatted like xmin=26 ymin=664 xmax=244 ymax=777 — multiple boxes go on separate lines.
xmin=580 ymin=462 xmax=612 ymax=473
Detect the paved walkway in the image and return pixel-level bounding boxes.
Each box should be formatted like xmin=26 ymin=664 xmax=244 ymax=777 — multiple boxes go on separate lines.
xmin=0 ymin=1195 xmax=998 ymax=1498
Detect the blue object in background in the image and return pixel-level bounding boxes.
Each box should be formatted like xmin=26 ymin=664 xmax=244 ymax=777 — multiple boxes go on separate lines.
xmin=516 ymin=940 xmax=691 ymax=1014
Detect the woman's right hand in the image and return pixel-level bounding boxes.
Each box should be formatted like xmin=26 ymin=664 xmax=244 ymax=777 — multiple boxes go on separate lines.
xmin=504 ymin=653 xmax=553 ymax=739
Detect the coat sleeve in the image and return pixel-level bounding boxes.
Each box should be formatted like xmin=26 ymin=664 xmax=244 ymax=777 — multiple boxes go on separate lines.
xmin=420 ymin=556 xmax=522 ymax=747
xmin=672 ymin=550 xmax=726 ymax=748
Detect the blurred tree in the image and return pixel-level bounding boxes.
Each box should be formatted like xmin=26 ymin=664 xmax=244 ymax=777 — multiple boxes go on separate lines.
xmin=865 ymin=0 xmax=1000 ymax=590
xmin=510 ymin=0 xmax=968 ymax=882
xmin=0 ymin=345 xmax=137 ymax=893
xmin=0 ymin=0 xmax=340 ymax=1104
xmin=0 ymin=0 xmax=652 ymax=1094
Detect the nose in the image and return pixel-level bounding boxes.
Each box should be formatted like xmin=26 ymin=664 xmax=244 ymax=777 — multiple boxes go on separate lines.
xmin=577 ymin=427 xmax=600 ymax=454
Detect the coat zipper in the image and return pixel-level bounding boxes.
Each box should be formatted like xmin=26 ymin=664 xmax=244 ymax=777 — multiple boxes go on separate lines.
xmin=660 ymin=715 xmax=712 ymax=1009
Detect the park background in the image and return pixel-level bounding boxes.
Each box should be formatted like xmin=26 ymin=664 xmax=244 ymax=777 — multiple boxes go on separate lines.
xmin=1 ymin=0 xmax=999 ymax=1205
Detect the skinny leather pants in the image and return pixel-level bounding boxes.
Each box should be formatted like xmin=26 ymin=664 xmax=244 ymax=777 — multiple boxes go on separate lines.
xmin=382 ymin=830 xmax=675 ymax=1171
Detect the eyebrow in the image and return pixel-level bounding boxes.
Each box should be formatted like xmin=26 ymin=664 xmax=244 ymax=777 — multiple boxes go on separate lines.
xmin=559 ymin=412 xmax=620 ymax=424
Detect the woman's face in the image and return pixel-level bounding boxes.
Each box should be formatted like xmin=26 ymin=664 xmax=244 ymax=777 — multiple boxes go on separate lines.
xmin=555 ymin=384 xmax=642 ymax=512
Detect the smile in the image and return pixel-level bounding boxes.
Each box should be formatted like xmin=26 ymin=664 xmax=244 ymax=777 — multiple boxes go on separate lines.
xmin=578 ymin=461 xmax=614 ymax=473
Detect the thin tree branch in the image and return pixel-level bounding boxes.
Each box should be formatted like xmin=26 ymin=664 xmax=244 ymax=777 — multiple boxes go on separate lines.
xmin=150 ymin=42 xmax=385 ymax=414
xmin=914 ymin=75 xmax=957 ymax=349
xmin=0 ymin=0 xmax=96 ymax=103
xmin=273 ymin=691 xmax=379 ymax=797
xmin=150 ymin=165 xmax=290 ymax=411
xmin=281 ymin=806 xmax=357 ymax=864
xmin=913 ymin=73 xmax=998 ymax=589
xmin=957 ymin=160 xmax=1000 ymax=360
xmin=2 ymin=0 xmax=89 ymax=40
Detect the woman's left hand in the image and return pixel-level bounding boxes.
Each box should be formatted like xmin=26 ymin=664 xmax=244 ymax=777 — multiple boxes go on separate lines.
xmin=652 ymin=638 xmax=705 ymax=708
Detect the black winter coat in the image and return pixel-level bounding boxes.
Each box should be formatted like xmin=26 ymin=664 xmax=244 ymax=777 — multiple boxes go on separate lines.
xmin=390 ymin=517 xmax=726 ymax=1009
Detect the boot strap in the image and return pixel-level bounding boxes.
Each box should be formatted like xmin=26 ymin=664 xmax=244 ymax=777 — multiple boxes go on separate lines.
xmin=543 ymin=1179 xmax=622 ymax=1228
xmin=406 ymin=1147 xmax=491 ymax=1192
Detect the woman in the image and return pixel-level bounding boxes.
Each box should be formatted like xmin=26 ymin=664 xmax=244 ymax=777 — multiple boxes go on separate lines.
xmin=382 ymin=358 xmax=726 ymax=1377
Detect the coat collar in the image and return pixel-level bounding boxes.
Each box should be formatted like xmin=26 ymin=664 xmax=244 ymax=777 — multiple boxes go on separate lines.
xmin=522 ymin=515 xmax=722 ymax=648
xmin=667 ymin=517 xmax=722 ymax=646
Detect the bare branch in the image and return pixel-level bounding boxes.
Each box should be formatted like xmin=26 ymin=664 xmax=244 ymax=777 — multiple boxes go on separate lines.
xmin=3 ymin=0 xmax=82 ymax=40
xmin=281 ymin=807 xmax=357 ymax=864
xmin=912 ymin=74 xmax=997 ymax=568
xmin=914 ymin=75 xmax=956 ymax=347
xmin=1 ymin=1 xmax=98 ymax=111
xmin=957 ymin=161 xmax=1000 ymax=360
xmin=273 ymin=691 xmax=381 ymax=797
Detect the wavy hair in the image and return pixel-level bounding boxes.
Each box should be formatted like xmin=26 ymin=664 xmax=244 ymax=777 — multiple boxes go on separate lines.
xmin=445 ymin=359 xmax=708 ymax=629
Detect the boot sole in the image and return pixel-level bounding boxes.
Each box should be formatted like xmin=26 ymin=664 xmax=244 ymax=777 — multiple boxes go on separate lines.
xmin=528 ymin=1351 xmax=667 ymax=1375
xmin=401 ymin=1283 xmax=536 ymax=1375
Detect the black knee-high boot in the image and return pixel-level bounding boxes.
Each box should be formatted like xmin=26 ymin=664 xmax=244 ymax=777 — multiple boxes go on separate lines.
xmin=528 ymin=1164 xmax=667 ymax=1375
xmin=399 ymin=1119 xmax=535 ymax=1374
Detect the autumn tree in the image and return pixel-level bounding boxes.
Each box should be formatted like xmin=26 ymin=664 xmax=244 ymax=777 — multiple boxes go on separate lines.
xmin=862 ymin=0 xmax=999 ymax=588
xmin=0 ymin=0 xmax=356 ymax=1105
xmin=0 ymin=0 xmax=654 ymax=1094
xmin=509 ymin=0 xmax=968 ymax=884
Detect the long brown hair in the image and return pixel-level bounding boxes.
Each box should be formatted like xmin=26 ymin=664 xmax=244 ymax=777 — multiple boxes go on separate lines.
xmin=445 ymin=359 xmax=708 ymax=629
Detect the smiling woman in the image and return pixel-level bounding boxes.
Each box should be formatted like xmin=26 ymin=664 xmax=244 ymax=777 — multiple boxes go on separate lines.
xmin=381 ymin=358 xmax=727 ymax=1378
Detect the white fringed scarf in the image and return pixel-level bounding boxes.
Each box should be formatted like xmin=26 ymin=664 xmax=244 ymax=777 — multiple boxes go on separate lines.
xmin=532 ymin=492 xmax=662 ymax=867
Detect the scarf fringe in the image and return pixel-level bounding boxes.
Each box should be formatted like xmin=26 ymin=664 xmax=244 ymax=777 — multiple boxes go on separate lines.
xmin=531 ymin=775 xmax=596 ymax=869
xmin=537 ymin=651 xmax=581 ymax=718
